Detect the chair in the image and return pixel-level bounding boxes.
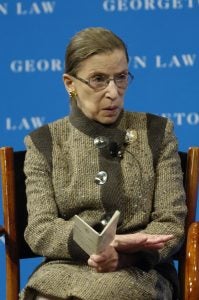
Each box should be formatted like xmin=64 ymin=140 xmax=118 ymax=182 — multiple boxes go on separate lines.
xmin=0 ymin=146 xmax=199 ymax=300
xmin=0 ymin=147 xmax=38 ymax=300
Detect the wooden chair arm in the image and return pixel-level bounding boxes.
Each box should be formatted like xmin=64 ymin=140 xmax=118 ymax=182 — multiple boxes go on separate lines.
xmin=0 ymin=225 xmax=6 ymax=236
xmin=184 ymin=222 xmax=199 ymax=300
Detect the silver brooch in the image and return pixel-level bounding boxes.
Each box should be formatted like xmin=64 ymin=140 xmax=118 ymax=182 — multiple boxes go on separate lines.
xmin=125 ymin=129 xmax=137 ymax=143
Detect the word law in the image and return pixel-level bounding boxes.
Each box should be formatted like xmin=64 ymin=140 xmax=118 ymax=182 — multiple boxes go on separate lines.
xmin=0 ymin=1 xmax=56 ymax=15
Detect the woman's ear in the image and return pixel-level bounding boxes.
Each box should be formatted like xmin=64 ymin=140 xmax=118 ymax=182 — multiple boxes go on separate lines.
xmin=63 ymin=74 xmax=78 ymax=99
xmin=62 ymin=73 xmax=75 ymax=93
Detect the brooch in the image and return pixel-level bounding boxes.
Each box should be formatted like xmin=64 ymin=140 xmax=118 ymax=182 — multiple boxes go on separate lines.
xmin=125 ymin=129 xmax=137 ymax=143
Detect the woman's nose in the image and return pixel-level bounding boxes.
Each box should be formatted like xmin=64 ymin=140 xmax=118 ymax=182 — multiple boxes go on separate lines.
xmin=106 ymin=80 xmax=119 ymax=99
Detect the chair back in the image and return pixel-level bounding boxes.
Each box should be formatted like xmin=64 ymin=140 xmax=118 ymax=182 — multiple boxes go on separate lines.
xmin=14 ymin=150 xmax=39 ymax=258
xmin=0 ymin=147 xmax=38 ymax=300
xmin=176 ymin=148 xmax=199 ymax=299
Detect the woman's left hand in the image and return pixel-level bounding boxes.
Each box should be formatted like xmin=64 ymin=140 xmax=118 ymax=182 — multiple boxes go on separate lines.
xmin=88 ymin=245 xmax=119 ymax=272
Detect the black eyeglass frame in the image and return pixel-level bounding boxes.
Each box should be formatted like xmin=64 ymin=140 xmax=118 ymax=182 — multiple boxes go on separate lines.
xmin=72 ymin=72 xmax=134 ymax=91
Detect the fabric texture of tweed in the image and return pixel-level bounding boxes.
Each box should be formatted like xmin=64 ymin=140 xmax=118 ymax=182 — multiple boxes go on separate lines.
xmin=19 ymin=103 xmax=187 ymax=300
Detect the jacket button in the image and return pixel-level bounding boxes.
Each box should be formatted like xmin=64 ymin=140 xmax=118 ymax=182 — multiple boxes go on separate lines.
xmin=94 ymin=136 xmax=109 ymax=148
xmin=94 ymin=171 xmax=108 ymax=185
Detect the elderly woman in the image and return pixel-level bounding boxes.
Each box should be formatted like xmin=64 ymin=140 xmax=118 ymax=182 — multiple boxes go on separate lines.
xmin=20 ymin=27 xmax=187 ymax=300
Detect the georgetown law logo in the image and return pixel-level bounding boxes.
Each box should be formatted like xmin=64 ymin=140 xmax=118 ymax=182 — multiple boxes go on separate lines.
xmin=103 ymin=0 xmax=199 ymax=12
xmin=0 ymin=1 xmax=56 ymax=15
xmin=6 ymin=117 xmax=45 ymax=130
xmin=9 ymin=53 xmax=197 ymax=73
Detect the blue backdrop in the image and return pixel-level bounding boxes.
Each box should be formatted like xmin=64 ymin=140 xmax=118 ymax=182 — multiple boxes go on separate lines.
xmin=0 ymin=1 xmax=199 ymax=298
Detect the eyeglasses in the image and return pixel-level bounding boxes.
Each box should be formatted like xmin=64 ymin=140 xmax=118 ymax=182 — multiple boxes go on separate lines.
xmin=73 ymin=72 xmax=134 ymax=91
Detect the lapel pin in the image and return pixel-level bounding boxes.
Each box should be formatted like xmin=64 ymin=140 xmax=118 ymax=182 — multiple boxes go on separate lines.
xmin=125 ymin=129 xmax=137 ymax=143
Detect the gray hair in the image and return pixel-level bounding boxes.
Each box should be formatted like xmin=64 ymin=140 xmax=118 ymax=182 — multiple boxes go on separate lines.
xmin=64 ymin=27 xmax=129 ymax=75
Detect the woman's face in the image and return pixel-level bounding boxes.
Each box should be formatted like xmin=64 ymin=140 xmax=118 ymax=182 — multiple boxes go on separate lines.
xmin=63 ymin=49 xmax=129 ymax=124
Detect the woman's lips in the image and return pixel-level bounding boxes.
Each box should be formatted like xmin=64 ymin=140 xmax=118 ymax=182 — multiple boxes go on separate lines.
xmin=103 ymin=106 xmax=119 ymax=116
xmin=103 ymin=106 xmax=118 ymax=111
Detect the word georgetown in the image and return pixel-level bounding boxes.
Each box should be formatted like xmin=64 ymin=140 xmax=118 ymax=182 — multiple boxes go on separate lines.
xmin=103 ymin=0 xmax=199 ymax=11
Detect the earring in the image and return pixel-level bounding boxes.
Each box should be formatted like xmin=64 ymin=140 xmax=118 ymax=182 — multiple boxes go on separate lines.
xmin=69 ymin=90 xmax=78 ymax=99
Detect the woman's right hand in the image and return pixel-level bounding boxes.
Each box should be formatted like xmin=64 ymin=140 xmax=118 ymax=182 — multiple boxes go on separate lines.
xmin=112 ymin=232 xmax=174 ymax=253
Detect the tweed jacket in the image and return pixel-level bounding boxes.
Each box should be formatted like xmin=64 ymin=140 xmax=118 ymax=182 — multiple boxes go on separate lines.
xmin=20 ymin=105 xmax=187 ymax=300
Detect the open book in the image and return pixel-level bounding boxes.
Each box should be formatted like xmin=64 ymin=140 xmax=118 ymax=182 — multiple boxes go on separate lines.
xmin=73 ymin=210 xmax=120 ymax=255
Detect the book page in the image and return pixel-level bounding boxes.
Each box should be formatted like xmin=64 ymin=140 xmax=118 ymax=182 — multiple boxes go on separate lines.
xmin=73 ymin=210 xmax=120 ymax=255
xmin=73 ymin=215 xmax=100 ymax=255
